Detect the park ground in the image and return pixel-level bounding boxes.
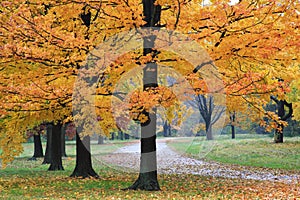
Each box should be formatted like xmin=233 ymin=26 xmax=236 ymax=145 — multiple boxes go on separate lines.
xmin=0 ymin=134 xmax=299 ymax=199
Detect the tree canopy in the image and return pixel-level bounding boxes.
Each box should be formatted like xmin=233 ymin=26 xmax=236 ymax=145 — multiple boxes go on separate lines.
xmin=0 ymin=0 xmax=299 ymax=166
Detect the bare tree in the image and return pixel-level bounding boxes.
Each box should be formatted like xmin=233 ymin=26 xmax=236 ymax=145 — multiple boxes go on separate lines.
xmin=189 ymin=94 xmax=225 ymax=140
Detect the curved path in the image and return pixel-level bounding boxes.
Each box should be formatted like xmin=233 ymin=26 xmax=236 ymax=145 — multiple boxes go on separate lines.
xmin=98 ymin=139 xmax=299 ymax=183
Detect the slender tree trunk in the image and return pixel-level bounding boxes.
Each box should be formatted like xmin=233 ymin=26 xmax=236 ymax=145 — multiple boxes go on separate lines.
xmin=29 ymin=133 xmax=44 ymax=160
xmin=230 ymin=112 xmax=236 ymax=139
xmin=274 ymin=100 xmax=285 ymax=143
xmin=231 ymin=124 xmax=235 ymax=139
xmin=70 ymin=132 xmax=99 ymax=178
xmin=119 ymin=130 xmax=124 ymax=140
xmin=98 ymin=135 xmax=104 ymax=144
xmin=42 ymin=124 xmax=52 ymax=164
xmin=111 ymin=132 xmax=115 ymax=140
xmin=206 ymin=124 xmax=213 ymax=140
xmin=48 ymin=123 xmax=64 ymax=171
xmin=61 ymin=124 xmax=67 ymax=157
xmin=163 ymin=121 xmax=171 ymax=137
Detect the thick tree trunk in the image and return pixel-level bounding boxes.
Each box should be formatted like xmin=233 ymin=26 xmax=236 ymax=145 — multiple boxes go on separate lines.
xmin=48 ymin=123 xmax=64 ymax=171
xmin=33 ymin=133 xmax=44 ymax=157
xmin=42 ymin=125 xmax=52 ymax=164
xmin=29 ymin=133 xmax=44 ymax=160
xmin=274 ymin=124 xmax=284 ymax=143
xmin=127 ymin=44 xmax=160 ymax=190
xmin=126 ymin=0 xmax=161 ymax=191
xmin=61 ymin=124 xmax=67 ymax=157
xmin=127 ymin=110 xmax=160 ymax=190
xmin=271 ymin=97 xmax=292 ymax=143
xmin=70 ymin=132 xmax=99 ymax=178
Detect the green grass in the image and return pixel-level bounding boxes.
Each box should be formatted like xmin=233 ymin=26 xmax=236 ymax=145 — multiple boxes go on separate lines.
xmin=1 ymin=160 xmax=299 ymax=199
xmin=167 ymin=134 xmax=300 ymax=171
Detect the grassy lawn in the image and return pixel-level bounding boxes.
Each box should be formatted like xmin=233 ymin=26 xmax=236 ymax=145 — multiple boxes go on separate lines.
xmin=1 ymin=138 xmax=137 ymax=170
xmin=1 ymin=159 xmax=299 ymax=199
xmin=167 ymin=134 xmax=300 ymax=171
xmin=0 ymin=137 xmax=299 ymax=199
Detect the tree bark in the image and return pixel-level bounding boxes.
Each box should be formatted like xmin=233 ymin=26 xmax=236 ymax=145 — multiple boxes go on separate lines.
xmin=127 ymin=109 xmax=160 ymax=190
xmin=48 ymin=123 xmax=64 ymax=171
xmin=231 ymin=124 xmax=235 ymax=139
xmin=271 ymin=96 xmax=293 ymax=143
xmin=61 ymin=124 xmax=67 ymax=157
xmin=230 ymin=112 xmax=236 ymax=139
xmin=70 ymin=132 xmax=99 ymax=178
xmin=126 ymin=0 xmax=161 ymax=191
xmin=42 ymin=124 xmax=52 ymax=164
xmin=29 ymin=133 xmax=44 ymax=160
xmin=206 ymin=124 xmax=213 ymax=140
xmin=274 ymin=124 xmax=284 ymax=143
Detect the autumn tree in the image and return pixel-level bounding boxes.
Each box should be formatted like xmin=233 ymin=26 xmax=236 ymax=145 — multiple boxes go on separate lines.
xmin=184 ymin=1 xmax=299 ymax=140
xmin=0 ymin=0 xmax=141 ymax=172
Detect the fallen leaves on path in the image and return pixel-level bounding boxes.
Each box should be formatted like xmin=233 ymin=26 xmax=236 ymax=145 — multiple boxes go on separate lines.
xmin=98 ymin=141 xmax=300 ymax=184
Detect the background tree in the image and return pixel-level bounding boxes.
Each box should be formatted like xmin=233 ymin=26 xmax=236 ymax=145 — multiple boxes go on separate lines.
xmin=189 ymin=94 xmax=225 ymax=140
xmin=229 ymin=111 xmax=236 ymax=139
xmin=27 ymin=124 xmax=46 ymax=160
xmin=271 ymin=96 xmax=293 ymax=143
xmin=42 ymin=124 xmax=52 ymax=164
xmin=175 ymin=0 xmax=299 ymax=135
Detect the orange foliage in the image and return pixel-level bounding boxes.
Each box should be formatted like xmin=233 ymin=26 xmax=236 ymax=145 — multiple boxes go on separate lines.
xmin=0 ymin=0 xmax=299 ymax=166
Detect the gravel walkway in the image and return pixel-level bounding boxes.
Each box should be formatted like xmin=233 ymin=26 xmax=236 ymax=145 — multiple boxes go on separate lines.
xmin=97 ymin=139 xmax=300 ymax=183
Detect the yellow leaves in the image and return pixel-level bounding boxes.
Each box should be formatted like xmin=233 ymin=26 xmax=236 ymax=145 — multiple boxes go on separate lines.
xmin=0 ymin=115 xmax=27 ymax=168
xmin=127 ymin=86 xmax=177 ymax=122
xmin=258 ymin=110 xmax=289 ymax=133
xmin=1 ymin=168 xmax=299 ymax=199
xmin=0 ymin=0 xmax=299 ymax=167
xmin=186 ymin=73 xmax=208 ymax=95
xmin=139 ymin=54 xmax=154 ymax=65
